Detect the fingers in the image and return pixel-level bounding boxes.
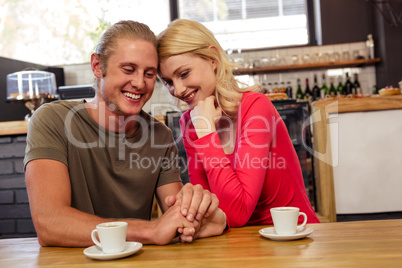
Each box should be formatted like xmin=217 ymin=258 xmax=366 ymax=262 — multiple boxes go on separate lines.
xmin=165 ymin=195 xmax=176 ymax=208
xmin=178 ymin=183 xmax=192 ymax=217
xmin=181 ymin=184 xmax=203 ymax=221
xmin=179 ymin=227 xmax=196 ymax=243
xmin=196 ymin=192 xmax=219 ymax=220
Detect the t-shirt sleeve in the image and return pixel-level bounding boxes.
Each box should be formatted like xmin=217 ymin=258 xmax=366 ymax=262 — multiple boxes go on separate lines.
xmin=24 ymin=103 xmax=69 ymax=170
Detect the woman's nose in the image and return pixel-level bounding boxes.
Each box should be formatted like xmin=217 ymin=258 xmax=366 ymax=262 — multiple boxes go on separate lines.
xmin=173 ymin=82 xmax=186 ymax=97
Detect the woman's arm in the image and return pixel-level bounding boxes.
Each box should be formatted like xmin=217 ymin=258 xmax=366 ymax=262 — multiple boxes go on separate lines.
xmin=182 ymin=93 xmax=277 ymax=227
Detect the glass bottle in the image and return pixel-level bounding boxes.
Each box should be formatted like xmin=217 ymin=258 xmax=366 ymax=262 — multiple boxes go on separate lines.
xmin=337 ymin=76 xmax=345 ymax=96
xmin=304 ymin=78 xmax=313 ymax=103
xmin=353 ymin=73 xmax=361 ymax=96
xmin=296 ymin=79 xmax=304 ymax=101
xmin=320 ymin=74 xmax=328 ymax=99
xmin=344 ymin=72 xmax=354 ymax=96
xmin=328 ymin=77 xmax=337 ymax=96
xmin=372 ymin=84 xmax=378 ymax=95
xmin=286 ymin=81 xmax=293 ymax=99
xmin=312 ymin=74 xmax=321 ymax=101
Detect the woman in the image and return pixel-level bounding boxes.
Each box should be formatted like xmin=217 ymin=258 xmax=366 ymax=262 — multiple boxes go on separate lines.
xmin=157 ymin=19 xmax=320 ymax=227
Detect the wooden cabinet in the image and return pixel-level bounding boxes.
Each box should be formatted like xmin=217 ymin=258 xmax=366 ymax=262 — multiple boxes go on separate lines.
xmin=312 ymin=95 xmax=402 ymax=222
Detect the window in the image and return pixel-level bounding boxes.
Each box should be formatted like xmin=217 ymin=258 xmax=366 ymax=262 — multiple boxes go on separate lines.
xmin=0 ymin=0 xmax=170 ymax=65
xmin=178 ymin=0 xmax=309 ymax=51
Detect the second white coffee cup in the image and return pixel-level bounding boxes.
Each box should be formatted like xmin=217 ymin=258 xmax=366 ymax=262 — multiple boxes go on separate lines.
xmin=270 ymin=207 xmax=307 ymax=235
xmin=91 ymin=221 xmax=128 ymax=254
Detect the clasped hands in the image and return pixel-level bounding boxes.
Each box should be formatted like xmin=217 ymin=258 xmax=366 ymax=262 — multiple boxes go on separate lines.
xmin=154 ymin=183 xmax=226 ymax=245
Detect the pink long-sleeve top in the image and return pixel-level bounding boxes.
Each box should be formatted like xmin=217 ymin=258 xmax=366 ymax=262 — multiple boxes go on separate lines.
xmin=180 ymin=91 xmax=320 ymax=227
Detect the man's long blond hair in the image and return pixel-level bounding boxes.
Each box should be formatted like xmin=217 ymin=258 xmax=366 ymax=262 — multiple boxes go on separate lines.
xmin=157 ymin=19 xmax=259 ymax=119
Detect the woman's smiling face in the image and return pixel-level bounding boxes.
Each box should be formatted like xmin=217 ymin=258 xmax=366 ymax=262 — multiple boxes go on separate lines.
xmin=159 ymin=53 xmax=217 ymax=109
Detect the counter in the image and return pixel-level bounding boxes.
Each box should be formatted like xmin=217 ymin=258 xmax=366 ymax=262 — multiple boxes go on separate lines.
xmin=0 ymin=120 xmax=29 ymax=136
xmin=312 ymin=95 xmax=402 ymax=222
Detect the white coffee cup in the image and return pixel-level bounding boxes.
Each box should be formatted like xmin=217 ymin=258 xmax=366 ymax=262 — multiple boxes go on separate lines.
xmin=270 ymin=207 xmax=307 ymax=235
xmin=91 ymin=221 xmax=128 ymax=254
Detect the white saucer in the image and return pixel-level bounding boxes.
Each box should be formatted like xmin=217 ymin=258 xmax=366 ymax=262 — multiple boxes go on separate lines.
xmin=84 ymin=242 xmax=142 ymax=260
xmin=259 ymin=227 xmax=313 ymax=241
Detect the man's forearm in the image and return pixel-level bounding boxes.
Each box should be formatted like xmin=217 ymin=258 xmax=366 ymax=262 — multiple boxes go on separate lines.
xmin=33 ymin=206 xmax=160 ymax=247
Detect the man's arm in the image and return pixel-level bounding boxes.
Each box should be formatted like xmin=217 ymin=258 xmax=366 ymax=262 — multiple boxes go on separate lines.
xmin=26 ymin=159 xmax=195 ymax=247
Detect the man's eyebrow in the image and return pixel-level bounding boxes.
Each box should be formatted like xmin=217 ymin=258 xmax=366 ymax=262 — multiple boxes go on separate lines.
xmin=119 ymin=62 xmax=157 ymax=71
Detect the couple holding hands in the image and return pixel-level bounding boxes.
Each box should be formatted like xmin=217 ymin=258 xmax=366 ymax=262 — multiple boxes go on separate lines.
xmin=24 ymin=19 xmax=319 ymax=247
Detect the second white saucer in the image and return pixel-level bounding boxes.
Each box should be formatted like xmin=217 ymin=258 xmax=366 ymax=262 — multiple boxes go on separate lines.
xmin=84 ymin=241 xmax=143 ymax=260
xmin=259 ymin=227 xmax=313 ymax=241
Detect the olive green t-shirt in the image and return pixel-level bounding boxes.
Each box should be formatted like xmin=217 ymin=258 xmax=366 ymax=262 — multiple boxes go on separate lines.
xmin=24 ymin=100 xmax=181 ymax=220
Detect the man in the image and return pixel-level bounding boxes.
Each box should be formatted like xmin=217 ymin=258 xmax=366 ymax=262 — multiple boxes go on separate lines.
xmin=24 ymin=20 xmax=227 ymax=247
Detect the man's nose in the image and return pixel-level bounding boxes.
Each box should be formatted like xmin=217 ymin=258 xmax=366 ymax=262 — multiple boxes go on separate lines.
xmin=131 ymin=73 xmax=145 ymax=89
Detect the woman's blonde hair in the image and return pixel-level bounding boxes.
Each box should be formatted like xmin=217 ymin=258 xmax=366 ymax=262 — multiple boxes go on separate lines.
xmin=157 ymin=19 xmax=258 ymax=118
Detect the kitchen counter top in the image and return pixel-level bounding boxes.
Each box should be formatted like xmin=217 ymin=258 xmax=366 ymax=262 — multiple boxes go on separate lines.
xmin=313 ymin=94 xmax=402 ymax=113
xmin=0 ymin=115 xmax=166 ymax=137
xmin=0 ymin=120 xmax=29 ymax=136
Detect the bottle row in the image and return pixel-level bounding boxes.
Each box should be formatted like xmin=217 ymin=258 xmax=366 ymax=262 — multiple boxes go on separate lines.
xmin=295 ymin=72 xmax=362 ymax=102
xmin=258 ymin=72 xmax=376 ymax=102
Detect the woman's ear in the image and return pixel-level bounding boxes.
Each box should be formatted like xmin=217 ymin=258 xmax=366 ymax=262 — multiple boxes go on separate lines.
xmin=208 ymin=46 xmax=219 ymax=71
xmin=91 ymin=53 xmax=103 ymax=78
xmin=208 ymin=45 xmax=219 ymax=54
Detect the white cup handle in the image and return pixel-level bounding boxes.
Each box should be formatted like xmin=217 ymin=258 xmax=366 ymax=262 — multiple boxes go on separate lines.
xmin=296 ymin=212 xmax=308 ymax=231
xmin=91 ymin=229 xmax=102 ymax=248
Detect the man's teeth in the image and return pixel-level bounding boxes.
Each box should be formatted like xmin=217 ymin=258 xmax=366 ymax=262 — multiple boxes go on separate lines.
xmin=184 ymin=92 xmax=195 ymax=101
xmin=123 ymin=92 xmax=141 ymax=100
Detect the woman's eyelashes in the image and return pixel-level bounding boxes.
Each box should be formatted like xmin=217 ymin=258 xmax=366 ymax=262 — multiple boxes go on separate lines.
xmin=163 ymin=79 xmax=172 ymax=87
xmin=180 ymin=70 xmax=189 ymax=79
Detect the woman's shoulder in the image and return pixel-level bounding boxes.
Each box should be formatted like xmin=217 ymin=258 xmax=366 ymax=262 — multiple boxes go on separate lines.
xmin=240 ymin=91 xmax=274 ymax=111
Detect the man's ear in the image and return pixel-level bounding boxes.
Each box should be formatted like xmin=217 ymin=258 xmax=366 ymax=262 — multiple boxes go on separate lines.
xmin=91 ymin=53 xmax=102 ymax=78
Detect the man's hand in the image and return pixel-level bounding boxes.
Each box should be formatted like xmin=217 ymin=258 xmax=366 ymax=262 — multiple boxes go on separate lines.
xmin=165 ymin=183 xmax=219 ymax=222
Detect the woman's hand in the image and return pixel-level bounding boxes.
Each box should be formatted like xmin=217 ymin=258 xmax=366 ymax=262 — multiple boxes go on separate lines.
xmin=190 ymin=96 xmax=222 ymax=139
xmin=165 ymin=183 xmax=219 ymax=222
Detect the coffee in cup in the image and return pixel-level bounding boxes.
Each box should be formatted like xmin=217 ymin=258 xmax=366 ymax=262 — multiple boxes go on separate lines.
xmin=91 ymin=221 xmax=128 ymax=254
xmin=270 ymin=207 xmax=307 ymax=235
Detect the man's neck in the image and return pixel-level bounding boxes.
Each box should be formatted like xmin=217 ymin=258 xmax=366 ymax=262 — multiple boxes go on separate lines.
xmin=85 ymin=97 xmax=139 ymax=136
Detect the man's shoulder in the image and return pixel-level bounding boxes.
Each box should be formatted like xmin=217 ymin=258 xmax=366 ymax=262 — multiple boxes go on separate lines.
xmin=36 ymin=100 xmax=84 ymax=116
xmin=29 ymin=100 xmax=88 ymax=132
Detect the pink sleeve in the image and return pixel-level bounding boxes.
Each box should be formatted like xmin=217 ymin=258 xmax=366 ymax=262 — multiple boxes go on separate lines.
xmin=181 ymin=94 xmax=278 ymax=227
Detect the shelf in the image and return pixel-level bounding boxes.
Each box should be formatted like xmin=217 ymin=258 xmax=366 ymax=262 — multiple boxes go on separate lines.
xmin=233 ymin=58 xmax=381 ymax=75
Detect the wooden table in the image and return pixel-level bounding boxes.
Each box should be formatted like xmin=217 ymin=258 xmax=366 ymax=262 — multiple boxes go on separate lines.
xmin=1 ymin=219 xmax=401 ymax=267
